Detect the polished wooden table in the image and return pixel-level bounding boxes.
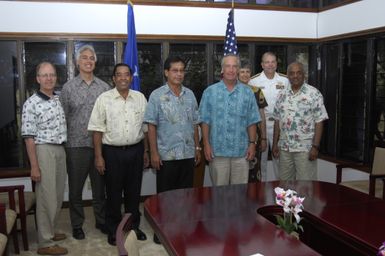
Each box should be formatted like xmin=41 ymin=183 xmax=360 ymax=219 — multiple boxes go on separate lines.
xmin=144 ymin=181 xmax=385 ymax=256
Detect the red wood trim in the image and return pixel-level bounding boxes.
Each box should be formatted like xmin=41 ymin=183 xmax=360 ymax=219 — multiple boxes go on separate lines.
xmin=0 ymin=169 xmax=31 ymax=179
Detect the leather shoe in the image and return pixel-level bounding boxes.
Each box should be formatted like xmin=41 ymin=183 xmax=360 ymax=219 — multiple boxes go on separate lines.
xmin=95 ymin=223 xmax=108 ymax=234
xmin=72 ymin=228 xmax=85 ymax=240
xmin=133 ymin=228 xmax=147 ymax=241
xmin=153 ymin=234 xmax=161 ymax=244
xmin=37 ymin=245 xmax=68 ymax=255
xmin=107 ymin=234 xmax=116 ymax=246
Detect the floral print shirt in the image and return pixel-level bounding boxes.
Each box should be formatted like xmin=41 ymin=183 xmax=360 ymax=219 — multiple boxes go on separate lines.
xmin=144 ymin=84 xmax=199 ymax=160
xmin=273 ymin=83 xmax=328 ymax=152
xmin=199 ymin=80 xmax=260 ymax=157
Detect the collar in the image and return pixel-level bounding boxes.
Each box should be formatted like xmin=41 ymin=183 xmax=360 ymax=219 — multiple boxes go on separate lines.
xmin=289 ymin=82 xmax=307 ymax=95
xmin=220 ymin=80 xmax=241 ymax=93
xmin=75 ymin=74 xmax=96 ymax=86
xmin=262 ymin=71 xmax=278 ymax=80
xmin=164 ymin=83 xmax=186 ymax=97
xmin=111 ymin=87 xmax=132 ymax=99
xmin=37 ymin=90 xmax=56 ymax=101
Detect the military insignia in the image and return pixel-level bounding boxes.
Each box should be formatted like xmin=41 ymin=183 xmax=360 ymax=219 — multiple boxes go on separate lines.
xmin=276 ymin=82 xmax=284 ymax=89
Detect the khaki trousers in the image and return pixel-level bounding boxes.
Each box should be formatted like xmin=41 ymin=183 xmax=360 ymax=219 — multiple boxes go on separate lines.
xmin=35 ymin=144 xmax=66 ymax=248
xmin=279 ymin=150 xmax=317 ymax=181
xmin=209 ymin=157 xmax=249 ymax=186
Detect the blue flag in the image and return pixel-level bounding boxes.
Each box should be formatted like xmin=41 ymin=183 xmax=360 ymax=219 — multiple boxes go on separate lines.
xmin=223 ymin=8 xmax=238 ymax=56
xmin=124 ymin=1 xmax=140 ymax=91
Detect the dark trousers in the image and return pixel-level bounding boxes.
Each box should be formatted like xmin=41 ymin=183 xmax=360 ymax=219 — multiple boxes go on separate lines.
xmin=66 ymin=147 xmax=106 ymax=229
xmin=157 ymin=158 xmax=195 ymax=193
xmin=103 ymin=142 xmax=144 ymax=235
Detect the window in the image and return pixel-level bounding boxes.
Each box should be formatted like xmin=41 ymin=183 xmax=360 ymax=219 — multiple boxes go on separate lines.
xmin=137 ymin=43 xmax=163 ymax=99
xmin=169 ymin=43 xmax=207 ymax=103
xmin=0 ymin=41 xmax=19 ymax=167
xmin=374 ymin=38 xmax=385 ymax=148
xmin=24 ymin=42 xmax=67 ymax=96
xmin=339 ymin=41 xmax=367 ymax=161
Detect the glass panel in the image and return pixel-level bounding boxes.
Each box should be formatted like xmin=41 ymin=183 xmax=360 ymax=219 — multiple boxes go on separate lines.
xmin=289 ymin=0 xmax=317 ymax=8
xmin=214 ymin=0 xmax=249 ymax=3
xmin=137 ymin=43 xmax=163 ymax=99
xmin=321 ymin=43 xmax=339 ymax=156
xmin=74 ymin=41 xmax=115 ymax=86
xmin=374 ymin=38 xmax=385 ymax=148
xmin=213 ymin=43 xmax=249 ymax=83
xmin=0 ymin=41 xmax=20 ymax=167
xmin=24 ymin=42 xmax=67 ymax=96
xmin=287 ymin=45 xmax=309 ymax=81
xmin=169 ymin=43 xmax=207 ymax=103
xmin=339 ymin=41 xmax=367 ymax=161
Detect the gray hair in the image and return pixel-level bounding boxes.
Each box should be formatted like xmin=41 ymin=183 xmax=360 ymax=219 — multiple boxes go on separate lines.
xmin=36 ymin=61 xmax=56 ymax=75
xmin=287 ymin=61 xmax=306 ymax=76
xmin=221 ymin=54 xmax=240 ymax=69
xmin=75 ymin=45 xmax=97 ymax=62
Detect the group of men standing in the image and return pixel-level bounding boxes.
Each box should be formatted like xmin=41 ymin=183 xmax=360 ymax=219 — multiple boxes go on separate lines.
xmin=21 ymin=46 xmax=328 ymax=255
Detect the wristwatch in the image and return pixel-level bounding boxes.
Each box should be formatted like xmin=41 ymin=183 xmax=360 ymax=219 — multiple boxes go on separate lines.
xmin=195 ymin=146 xmax=202 ymax=151
xmin=249 ymin=141 xmax=257 ymax=145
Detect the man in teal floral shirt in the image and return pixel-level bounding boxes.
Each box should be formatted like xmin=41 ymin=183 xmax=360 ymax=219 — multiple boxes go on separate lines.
xmin=144 ymin=56 xmax=200 ymax=190
xmin=272 ymin=62 xmax=328 ymax=180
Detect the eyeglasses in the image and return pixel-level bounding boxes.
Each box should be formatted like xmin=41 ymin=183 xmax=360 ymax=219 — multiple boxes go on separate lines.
xmin=115 ymin=72 xmax=131 ymax=78
xmin=80 ymin=55 xmax=96 ymax=61
xmin=38 ymin=73 xmax=57 ymax=79
xmin=169 ymin=69 xmax=185 ymax=74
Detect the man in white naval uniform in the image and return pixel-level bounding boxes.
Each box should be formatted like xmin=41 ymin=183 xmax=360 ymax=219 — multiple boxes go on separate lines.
xmin=249 ymin=52 xmax=289 ymax=181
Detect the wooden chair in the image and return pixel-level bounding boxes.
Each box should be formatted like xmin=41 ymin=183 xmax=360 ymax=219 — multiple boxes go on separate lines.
xmin=116 ymin=213 xmax=139 ymax=256
xmin=0 ymin=169 xmax=36 ymax=252
xmin=336 ymin=147 xmax=385 ymax=199
xmin=0 ymin=189 xmax=19 ymax=254
xmin=0 ymin=203 xmax=9 ymax=256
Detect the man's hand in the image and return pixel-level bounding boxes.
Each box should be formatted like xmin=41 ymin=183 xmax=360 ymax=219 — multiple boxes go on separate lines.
xmin=204 ymin=144 xmax=214 ymax=162
xmin=260 ymin=140 xmax=267 ymax=152
xmin=151 ymin=151 xmax=162 ymax=170
xmin=143 ymin=151 xmax=150 ymax=168
xmin=272 ymin=144 xmax=280 ymax=159
xmin=194 ymin=149 xmax=201 ymax=166
xmin=95 ymin=155 xmax=105 ymax=175
xmin=308 ymin=147 xmax=319 ymax=161
xmin=31 ymin=166 xmax=41 ymax=182
xmin=245 ymin=144 xmax=256 ymax=161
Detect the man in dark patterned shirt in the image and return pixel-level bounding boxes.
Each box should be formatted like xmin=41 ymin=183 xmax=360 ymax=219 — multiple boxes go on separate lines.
xmin=60 ymin=45 xmax=110 ymax=240
xmin=238 ymin=60 xmax=268 ymax=182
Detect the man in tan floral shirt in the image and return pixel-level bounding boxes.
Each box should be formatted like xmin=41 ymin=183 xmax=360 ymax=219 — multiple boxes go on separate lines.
xmin=272 ymin=62 xmax=328 ymax=180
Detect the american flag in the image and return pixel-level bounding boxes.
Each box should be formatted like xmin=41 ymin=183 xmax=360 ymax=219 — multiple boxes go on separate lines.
xmin=223 ymin=9 xmax=238 ymax=56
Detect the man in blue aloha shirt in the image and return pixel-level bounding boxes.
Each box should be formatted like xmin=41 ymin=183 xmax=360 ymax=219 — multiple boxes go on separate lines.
xmin=199 ymin=54 xmax=260 ymax=186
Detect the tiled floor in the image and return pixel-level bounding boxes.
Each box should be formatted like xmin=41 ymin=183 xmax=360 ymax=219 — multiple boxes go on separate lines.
xmin=11 ymin=205 xmax=168 ymax=256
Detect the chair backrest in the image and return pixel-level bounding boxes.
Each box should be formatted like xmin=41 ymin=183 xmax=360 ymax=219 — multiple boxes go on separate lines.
xmin=124 ymin=231 xmax=139 ymax=256
xmin=117 ymin=213 xmax=138 ymax=256
xmin=372 ymin=147 xmax=385 ymax=175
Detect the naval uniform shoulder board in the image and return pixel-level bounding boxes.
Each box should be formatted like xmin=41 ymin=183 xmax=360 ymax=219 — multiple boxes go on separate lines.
xmin=250 ymin=73 xmax=262 ymax=79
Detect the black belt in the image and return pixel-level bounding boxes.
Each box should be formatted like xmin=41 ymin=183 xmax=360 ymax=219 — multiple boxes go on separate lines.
xmin=267 ymin=117 xmax=275 ymax=121
xmin=103 ymin=143 xmax=140 ymax=150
